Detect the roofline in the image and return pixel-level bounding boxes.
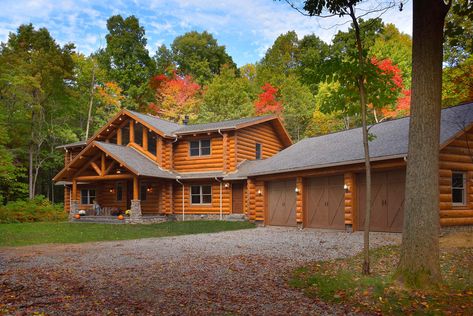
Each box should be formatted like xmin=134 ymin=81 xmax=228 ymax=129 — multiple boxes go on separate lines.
xmin=439 ymin=121 xmax=473 ymax=150
xmin=248 ymin=154 xmax=407 ymax=177
xmin=173 ymin=115 xmax=276 ymax=135
xmin=55 ymin=141 xmax=87 ymax=150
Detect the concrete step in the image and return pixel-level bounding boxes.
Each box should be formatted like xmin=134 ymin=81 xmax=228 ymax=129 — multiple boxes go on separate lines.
xmin=225 ymin=214 xmax=248 ymax=222
xmin=71 ymin=216 xmax=125 ymax=224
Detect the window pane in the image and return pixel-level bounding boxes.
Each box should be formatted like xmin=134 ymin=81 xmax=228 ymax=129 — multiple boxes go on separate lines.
xmin=190 ymin=148 xmax=200 ymax=156
xmin=256 ymin=143 xmax=262 ymax=160
xmin=148 ymin=131 xmax=157 ymax=155
xmin=190 ymin=141 xmax=200 ymax=150
xmin=191 ymin=195 xmax=201 ymax=204
xmin=452 ymin=188 xmax=464 ymax=204
xmin=122 ymin=126 xmax=130 ymax=145
xmin=200 ymin=139 xmax=211 ymax=148
xmin=200 ymin=146 xmax=211 ymax=155
xmin=202 ymin=194 xmax=212 ymax=204
xmin=116 ymin=185 xmax=123 ymax=201
xmin=191 ymin=186 xmax=200 ymax=195
xmin=81 ymin=190 xmax=88 ymax=204
xmin=452 ymin=173 xmax=464 ymax=188
xmin=89 ymin=190 xmax=96 ymax=198
xmin=201 ymin=185 xmax=211 ymax=195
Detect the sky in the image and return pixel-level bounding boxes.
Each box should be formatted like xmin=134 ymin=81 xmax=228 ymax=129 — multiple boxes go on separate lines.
xmin=0 ymin=0 xmax=413 ymax=67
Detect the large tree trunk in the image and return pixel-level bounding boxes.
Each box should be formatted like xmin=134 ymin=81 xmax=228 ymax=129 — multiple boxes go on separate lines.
xmin=397 ymin=0 xmax=450 ymax=287
xmin=28 ymin=143 xmax=34 ymax=199
xmin=85 ymin=63 xmax=96 ymax=140
xmin=349 ymin=5 xmax=372 ymax=275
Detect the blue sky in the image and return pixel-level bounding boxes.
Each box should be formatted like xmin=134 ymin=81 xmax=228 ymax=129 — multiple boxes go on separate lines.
xmin=0 ymin=0 xmax=412 ymax=67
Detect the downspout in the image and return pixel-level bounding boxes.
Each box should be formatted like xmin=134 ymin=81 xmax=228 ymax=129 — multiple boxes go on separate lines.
xmin=176 ymin=177 xmax=185 ymax=221
xmin=214 ymin=177 xmax=223 ymax=220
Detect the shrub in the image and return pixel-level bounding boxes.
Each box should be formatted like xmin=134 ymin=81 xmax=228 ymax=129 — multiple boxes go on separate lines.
xmin=0 ymin=195 xmax=66 ymax=223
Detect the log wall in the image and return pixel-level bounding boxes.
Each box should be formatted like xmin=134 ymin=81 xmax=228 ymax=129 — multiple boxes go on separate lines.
xmin=172 ymin=181 xmax=231 ymax=214
xmin=296 ymin=177 xmax=303 ymax=224
xmin=173 ymin=135 xmax=224 ymax=172
xmin=236 ymin=122 xmax=284 ymax=162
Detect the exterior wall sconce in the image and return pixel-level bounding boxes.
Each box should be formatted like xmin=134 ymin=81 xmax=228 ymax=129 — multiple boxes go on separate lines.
xmin=257 ymin=189 xmax=262 ymax=196
xmin=295 ymin=187 xmax=300 ymax=193
xmin=224 ymin=183 xmax=230 ymax=188
xmin=109 ymin=187 xmax=115 ymax=193
xmin=146 ymin=185 xmax=153 ymax=193
xmin=344 ymin=184 xmax=350 ymax=192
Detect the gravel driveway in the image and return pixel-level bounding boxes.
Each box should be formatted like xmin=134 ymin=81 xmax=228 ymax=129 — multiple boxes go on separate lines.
xmin=0 ymin=227 xmax=400 ymax=315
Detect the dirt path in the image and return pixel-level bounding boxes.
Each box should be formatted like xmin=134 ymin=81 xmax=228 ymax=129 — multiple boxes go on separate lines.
xmin=0 ymin=227 xmax=400 ymax=315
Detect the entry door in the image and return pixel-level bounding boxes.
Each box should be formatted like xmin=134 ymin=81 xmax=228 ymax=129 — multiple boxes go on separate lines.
xmin=232 ymin=183 xmax=244 ymax=214
xmin=305 ymin=175 xmax=345 ymax=229
xmin=357 ymin=170 xmax=405 ymax=232
xmin=267 ymin=179 xmax=297 ymax=226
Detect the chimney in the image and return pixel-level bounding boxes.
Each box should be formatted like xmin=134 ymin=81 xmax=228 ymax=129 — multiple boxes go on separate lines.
xmin=183 ymin=115 xmax=189 ymax=125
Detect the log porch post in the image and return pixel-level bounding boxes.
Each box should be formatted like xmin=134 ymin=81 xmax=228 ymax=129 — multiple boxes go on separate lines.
xmin=129 ymin=120 xmax=135 ymax=143
xmin=69 ymin=178 xmax=79 ymax=220
xmin=117 ymin=128 xmax=122 ymax=145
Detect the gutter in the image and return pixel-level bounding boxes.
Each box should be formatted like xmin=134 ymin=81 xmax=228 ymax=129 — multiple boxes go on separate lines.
xmin=176 ymin=177 xmax=185 ymax=221
xmin=214 ymin=177 xmax=223 ymax=221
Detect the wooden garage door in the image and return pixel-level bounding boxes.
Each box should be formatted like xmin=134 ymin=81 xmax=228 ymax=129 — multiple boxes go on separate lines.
xmin=305 ymin=175 xmax=345 ymax=229
xmin=267 ymin=179 xmax=297 ymax=226
xmin=357 ymin=169 xmax=405 ymax=232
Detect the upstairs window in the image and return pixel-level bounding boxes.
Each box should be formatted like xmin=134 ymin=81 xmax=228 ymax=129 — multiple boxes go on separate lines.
xmin=189 ymin=139 xmax=211 ymax=156
xmin=122 ymin=126 xmax=130 ymax=145
xmin=148 ymin=130 xmax=157 ymax=156
xmin=81 ymin=189 xmax=96 ymax=205
xmin=135 ymin=123 xmax=143 ymax=147
xmin=190 ymin=185 xmax=212 ymax=204
xmin=255 ymin=143 xmax=262 ymax=160
xmin=452 ymin=171 xmax=467 ymax=205
xmin=116 ymin=184 xmax=123 ymax=201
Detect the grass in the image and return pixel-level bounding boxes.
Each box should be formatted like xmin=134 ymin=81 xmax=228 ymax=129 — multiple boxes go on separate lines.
xmin=0 ymin=220 xmax=255 ymax=247
xmin=290 ymin=232 xmax=473 ymax=315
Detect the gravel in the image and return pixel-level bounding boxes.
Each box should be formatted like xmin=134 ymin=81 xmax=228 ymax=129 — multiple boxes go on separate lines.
xmin=0 ymin=227 xmax=401 ymax=315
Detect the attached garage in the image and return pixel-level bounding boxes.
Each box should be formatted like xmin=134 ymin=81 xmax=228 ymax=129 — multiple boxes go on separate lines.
xmin=267 ymin=179 xmax=297 ymax=226
xmin=357 ymin=169 xmax=405 ymax=232
xmin=305 ymin=175 xmax=345 ymax=229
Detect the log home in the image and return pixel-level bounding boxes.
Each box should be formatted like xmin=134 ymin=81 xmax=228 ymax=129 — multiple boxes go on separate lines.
xmin=55 ymin=102 xmax=473 ymax=231
xmin=53 ymin=110 xmax=292 ymax=221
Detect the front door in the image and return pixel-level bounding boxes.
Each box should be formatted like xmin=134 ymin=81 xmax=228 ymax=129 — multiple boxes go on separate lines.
xmin=126 ymin=180 xmax=132 ymax=210
xmin=232 ymin=183 xmax=244 ymax=213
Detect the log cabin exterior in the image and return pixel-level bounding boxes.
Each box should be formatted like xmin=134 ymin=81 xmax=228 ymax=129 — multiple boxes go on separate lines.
xmin=53 ymin=109 xmax=291 ymax=221
xmin=54 ymin=102 xmax=473 ymax=231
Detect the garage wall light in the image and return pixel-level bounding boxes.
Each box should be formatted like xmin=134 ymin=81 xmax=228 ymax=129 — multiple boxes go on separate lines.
xmin=344 ymin=184 xmax=350 ymax=192
xmin=257 ymin=189 xmax=262 ymax=196
xmin=294 ymin=187 xmax=300 ymax=193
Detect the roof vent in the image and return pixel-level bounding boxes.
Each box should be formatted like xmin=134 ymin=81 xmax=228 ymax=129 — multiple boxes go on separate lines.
xmin=183 ymin=115 xmax=189 ymax=125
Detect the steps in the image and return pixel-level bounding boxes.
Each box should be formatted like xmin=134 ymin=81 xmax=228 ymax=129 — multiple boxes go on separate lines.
xmin=225 ymin=214 xmax=248 ymax=222
xmin=71 ymin=216 xmax=125 ymax=224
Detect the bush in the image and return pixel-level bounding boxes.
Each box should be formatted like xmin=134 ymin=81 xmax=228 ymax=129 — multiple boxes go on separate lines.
xmin=0 ymin=195 xmax=66 ymax=223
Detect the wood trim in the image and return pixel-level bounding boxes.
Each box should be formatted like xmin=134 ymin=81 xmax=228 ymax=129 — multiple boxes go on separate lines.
xmin=90 ymin=162 xmax=102 ymax=176
xmin=133 ymin=176 xmax=139 ymax=200
xmin=101 ymin=153 xmax=106 ymax=175
xmin=117 ymin=128 xmax=122 ymax=145
xmin=129 ymin=120 xmax=135 ymax=143
xmin=72 ymin=179 xmax=77 ymax=200
xmin=76 ymin=174 xmax=134 ymax=181
xmin=104 ymin=161 xmax=117 ymax=175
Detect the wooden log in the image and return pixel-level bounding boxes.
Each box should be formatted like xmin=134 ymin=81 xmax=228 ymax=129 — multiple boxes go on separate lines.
xmin=117 ymin=128 xmax=122 ymax=145
xmin=76 ymin=174 xmax=134 ymax=181
xmin=129 ymin=120 xmax=135 ymax=143
xmin=72 ymin=179 xmax=77 ymax=200
xmin=90 ymin=162 xmax=102 ymax=176
xmin=439 ymin=161 xmax=473 ymax=171
xmin=439 ymin=153 xmax=473 ymax=163
xmin=439 ymin=202 xmax=452 ymax=210
xmin=440 ymin=217 xmax=473 ymax=226
xmin=440 ymin=209 xmax=473 ymax=218
xmin=133 ymin=176 xmax=139 ymax=200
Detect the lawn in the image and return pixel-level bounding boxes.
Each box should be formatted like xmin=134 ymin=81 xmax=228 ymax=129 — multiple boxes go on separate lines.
xmin=0 ymin=220 xmax=255 ymax=247
xmin=290 ymin=231 xmax=473 ymax=315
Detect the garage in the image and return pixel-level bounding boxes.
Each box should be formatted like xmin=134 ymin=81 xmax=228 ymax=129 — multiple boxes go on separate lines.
xmin=305 ymin=175 xmax=345 ymax=229
xmin=357 ymin=169 xmax=405 ymax=232
xmin=267 ymin=179 xmax=297 ymax=226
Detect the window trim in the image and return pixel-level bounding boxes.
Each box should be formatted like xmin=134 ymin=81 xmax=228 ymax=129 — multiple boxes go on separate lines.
xmin=80 ymin=189 xmax=96 ymax=205
xmin=452 ymin=171 xmax=467 ymax=206
xmin=189 ymin=139 xmax=212 ymax=157
xmin=190 ymin=185 xmax=212 ymax=205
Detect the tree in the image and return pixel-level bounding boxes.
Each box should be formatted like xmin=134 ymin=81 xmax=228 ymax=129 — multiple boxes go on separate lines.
xmin=297 ymin=34 xmax=331 ymax=93
xmin=397 ymin=0 xmax=452 ymax=287
xmin=148 ymin=72 xmax=202 ymax=122
xmin=155 ymin=44 xmax=174 ymax=75
xmin=170 ymin=31 xmax=236 ymax=84
xmin=254 ymin=83 xmax=283 ymax=115
xmin=97 ymin=15 xmax=156 ymax=110
xmin=198 ymin=66 xmax=255 ymax=122
xmin=443 ymin=0 xmax=473 ymax=67
xmin=442 ymin=55 xmax=473 ymax=107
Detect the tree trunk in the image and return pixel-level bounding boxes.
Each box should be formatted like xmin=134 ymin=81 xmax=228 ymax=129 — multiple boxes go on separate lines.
xmin=397 ymin=0 xmax=450 ymax=287
xmin=349 ymin=5 xmax=372 ymax=275
xmin=85 ymin=63 xmax=96 ymax=140
xmin=28 ymin=143 xmax=34 ymax=199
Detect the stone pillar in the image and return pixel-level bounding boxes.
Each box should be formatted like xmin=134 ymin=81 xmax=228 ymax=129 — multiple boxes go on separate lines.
xmin=130 ymin=200 xmax=142 ymax=223
xmin=69 ymin=200 xmax=79 ymax=220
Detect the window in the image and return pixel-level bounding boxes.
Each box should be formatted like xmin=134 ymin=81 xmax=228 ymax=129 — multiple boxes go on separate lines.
xmin=190 ymin=185 xmax=212 ymax=204
xmin=148 ymin=130 xmax=157 ymax=156
xmin=189 ymin=139 xmax=211 ymax=156
xmin=135 ymin=123 xmax=143 ymax=147
xmin=122 ymin=126 xmax=130 ymax=145
xmin=452 ymin=171 xmax=467 ymax=205
xmin=81 ymin=189 xmax=96 ymax=205
xmin=116 ymin=184 xmax=123 ymax=201
xmin=255 ymin=143 xmax=262 ymax=160
xmin=140 ymin=184 xmax=147 ymax=201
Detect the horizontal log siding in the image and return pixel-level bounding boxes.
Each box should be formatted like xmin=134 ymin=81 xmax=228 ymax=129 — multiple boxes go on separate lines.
xmin=344 ymin=173 xmax=356 ymax=227
xmin=95 ymin=182 xmax=128 ymax=211
xmin=173 ymin=135 xmax=224 ymax=172
xmin=228 ymin=133 xmax=237 ymax=171
xmin=140 ymin=181 xmax=161 ymax=214
xmin=296 ymin=177 xmax=303 ymax=224
xmin=64 ymin=186 xmax=71 ymax=213
xmin=160 ymin=182 xmax=173 ymax=214
xmin=236 ymin=123 xmax=284 ymax=162
xmin=172 ymin=181 xmax=231 ymax=214
xmin=439 ymin=130 xmax=473 ymax=226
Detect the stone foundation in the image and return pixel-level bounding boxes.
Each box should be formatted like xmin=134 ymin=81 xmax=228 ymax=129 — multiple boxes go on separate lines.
xmin=440 ymin=225 xmax=473 ymax=235
xmin=172 ymin=214 xmax=224 ymax=221
xmin=69 ymin=200 xmax=79 ymax=220
xmin=125 ymin=215 xmax=167 ymax=224
xmin=128 ymin=200 xmax=142 ymax=223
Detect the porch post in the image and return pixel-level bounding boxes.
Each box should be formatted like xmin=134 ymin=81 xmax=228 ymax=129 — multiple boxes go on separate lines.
xmin=69 ymin=179 xmax=79 ymax=220
xmin=130 ymin=175 xmax=142 ymax=222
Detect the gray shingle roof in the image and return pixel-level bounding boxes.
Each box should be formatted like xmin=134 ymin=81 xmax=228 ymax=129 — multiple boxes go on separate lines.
xmin=249 ymin=102 xmax=473 ymax=176
xmin=127 ymin=110 xmax=182 ymax=136
xmin=174 ymin=115 xmax=275 ymax=134
xmin=95 ymin=142 xmax=176 ymax=179
xmin=176 ymin=171 xmax=225 ymax=179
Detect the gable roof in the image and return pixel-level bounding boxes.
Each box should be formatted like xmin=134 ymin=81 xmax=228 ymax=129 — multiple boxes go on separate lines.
xmin=174 ymin=115 xmax=273 ymax=134
xmin=126 ymin=110 xmax=181 ymax=136
xmin=94 ymin=142 xmax=175 ymax=179
xmin=249 ymin=102 xmax=473 ymax=176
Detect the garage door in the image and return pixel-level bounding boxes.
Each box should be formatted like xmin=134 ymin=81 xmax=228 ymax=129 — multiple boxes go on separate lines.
xmin=267 ymin=179 xmax=297 ymax=226
xmin=357 ymin=169 xmax=405 ymax=232
xmin=305 ymin=175 xmax=345 ymax=229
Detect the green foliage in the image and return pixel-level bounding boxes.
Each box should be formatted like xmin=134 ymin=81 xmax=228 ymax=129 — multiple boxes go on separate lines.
xmin=442 ymin=55 xmax=473 ymax=107
xmin=198 ymin=66 xmax=255 ymax=122
xmin=444 ymin=0 xmax=473 ymax=67
xmin=297 ymin=34 xmax=331 ymax=93
xmin=170 ymin=31 xmax=236 ymax=84
xmin=0 ymin=220 xmax=256 ymax=246
xmin=97 ymin=15 xmax=156 ymax=110
xmin=0 ymin=195 xmax=65 ymax=223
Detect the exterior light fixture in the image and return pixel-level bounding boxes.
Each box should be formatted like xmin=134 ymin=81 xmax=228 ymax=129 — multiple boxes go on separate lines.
xmin=109 ymin=187 xmax=115 ymax=193
xmin=257 ymin=189 xmax=262 ymax=196
xmin=344 ymin=184 xmax=349 ymax=192
xmin=224 ymin=183 xmax=230 ymax=188
xmin=295 ymin=187 xmax=300 ymax=193
xmin=146 ymin=185 xmax=153 ymax=192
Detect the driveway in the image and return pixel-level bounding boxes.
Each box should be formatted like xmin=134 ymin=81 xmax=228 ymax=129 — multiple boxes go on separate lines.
xmin=0 ymin=227 xmax=400 ymax=315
